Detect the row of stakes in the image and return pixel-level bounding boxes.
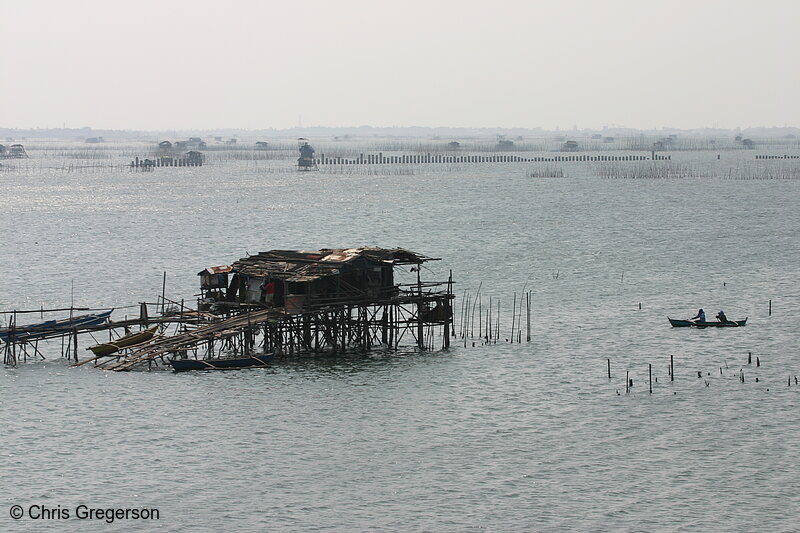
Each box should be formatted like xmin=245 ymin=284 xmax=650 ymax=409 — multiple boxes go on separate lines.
xmin=611 ymin=352 xmax=798 ymax=395
xmin=618 ymin=298 xmax=780 ymax=394
xmin=453 ymin=294 xmax=784 ymax=393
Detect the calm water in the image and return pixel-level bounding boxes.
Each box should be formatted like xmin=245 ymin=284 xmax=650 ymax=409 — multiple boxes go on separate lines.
xmin=2 ymin=142 xmax=799 ymax=531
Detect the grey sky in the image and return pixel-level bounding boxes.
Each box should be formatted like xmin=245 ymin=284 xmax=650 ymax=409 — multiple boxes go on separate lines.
xmin=1 ymin=0 xmax=798 ymax=131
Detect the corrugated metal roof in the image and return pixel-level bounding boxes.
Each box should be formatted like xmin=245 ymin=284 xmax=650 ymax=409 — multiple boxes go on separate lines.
xmin=230 ymin=247 xmax=436 ymax=281
xmin=197 ymin=265 xmax=232 ymax=276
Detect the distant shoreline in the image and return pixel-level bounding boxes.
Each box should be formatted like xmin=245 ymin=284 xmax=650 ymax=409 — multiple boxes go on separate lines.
xmin=2 ymin=125 xmax=800 ymax=141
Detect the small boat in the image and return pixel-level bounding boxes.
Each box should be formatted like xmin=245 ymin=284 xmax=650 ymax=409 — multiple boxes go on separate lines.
xmin=0 ymin=318 xmax=57 ymax=341
xmin=169 ymin=353 xmax=273 ymax=372
xmin=86 ymin=326 xmax=158 ymax=357
xmin=0 ymin=310 xmax=113 ymax=341
xmin=55 ymin=310 xmax=113 ymax=329
xmin=668 ymin=317 xmax=747 ymax=328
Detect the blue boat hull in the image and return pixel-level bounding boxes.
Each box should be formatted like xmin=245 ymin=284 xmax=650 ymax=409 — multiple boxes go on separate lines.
xmin=0 ymin=310 xmax=112 ymax=341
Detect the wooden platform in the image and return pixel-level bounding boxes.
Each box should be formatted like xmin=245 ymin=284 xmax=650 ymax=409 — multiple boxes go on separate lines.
xmin=95 ymin=309 xmax=282 ymax=371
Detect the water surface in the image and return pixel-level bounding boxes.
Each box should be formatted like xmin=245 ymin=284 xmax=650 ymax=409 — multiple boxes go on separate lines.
xmin=1 ymin=144 xmax=799 ymax=531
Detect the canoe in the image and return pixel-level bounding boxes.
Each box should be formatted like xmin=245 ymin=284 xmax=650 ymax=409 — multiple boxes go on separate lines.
xmin=169 ymin=353 xmax=273 ymax=372
xmin=668 ymin=317 xmax=747 ymax=328
xmin=0 ymin=318 xmax=58 ymax=341
xmin=0 ymin=310 xmax=113 ymax=341
xmin=86 ymin=326 xmax=158 ymax=357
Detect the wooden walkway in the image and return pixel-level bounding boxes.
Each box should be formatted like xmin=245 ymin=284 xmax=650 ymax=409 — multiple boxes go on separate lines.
xmin=94 ymin=309 xmax=282 ymax=372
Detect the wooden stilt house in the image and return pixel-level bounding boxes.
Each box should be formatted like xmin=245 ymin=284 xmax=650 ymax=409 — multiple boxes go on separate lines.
xmin=200 ymin=247 xmax=438 ymax=314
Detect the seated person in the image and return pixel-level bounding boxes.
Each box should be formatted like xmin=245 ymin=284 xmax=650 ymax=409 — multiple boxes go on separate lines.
xmin=716 ymin=310 xmax=728 ymax=323
xmin=691 ymin=308 xmax=706 ymax=322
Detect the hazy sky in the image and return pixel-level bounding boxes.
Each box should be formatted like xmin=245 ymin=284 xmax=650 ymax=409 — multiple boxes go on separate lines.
xmin=2 ymin=0 xmax=798 ymax=130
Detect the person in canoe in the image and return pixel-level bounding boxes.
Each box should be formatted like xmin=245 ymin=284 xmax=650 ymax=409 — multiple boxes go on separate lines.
xmin=690 ymin=308 xmax=706 ymax=323
xmin=716 ymin=309 xmax=728 ymax=323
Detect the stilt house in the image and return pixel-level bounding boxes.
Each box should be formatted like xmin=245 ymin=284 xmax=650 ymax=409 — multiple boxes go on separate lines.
xmin=199 ymin=247 xmax=437 ymax=314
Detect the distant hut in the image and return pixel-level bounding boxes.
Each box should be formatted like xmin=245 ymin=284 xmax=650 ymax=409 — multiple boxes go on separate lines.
xmin=159 ymin=141 xmax=173 ymax=150
xmin=255 ymin=141 xmax=269 ymax=150
xmin=0 ymin=144 xmax=6 ymax=157
xmin=496 ymin=139 xmax=515 ymax=150
xmin=8 ymin=144 xmax=28 ymax=158
xmin=561 ymin=140 xmax=579 ymax=152
xmin=741 ymin=138 xmax=754 ymax=148
xmin=185 ymin=151 xmax=204 ymax=165
xmin=446 ymin=141 xmax=460 ymax=150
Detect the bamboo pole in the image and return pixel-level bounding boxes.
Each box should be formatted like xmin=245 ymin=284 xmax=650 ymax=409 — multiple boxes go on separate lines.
xmin=511 ymin=292 xmax=517 ymax=344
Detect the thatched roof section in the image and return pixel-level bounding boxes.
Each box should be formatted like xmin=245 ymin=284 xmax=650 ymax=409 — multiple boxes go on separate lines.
xmin=231 ymin=247 xmax=436 ymax=282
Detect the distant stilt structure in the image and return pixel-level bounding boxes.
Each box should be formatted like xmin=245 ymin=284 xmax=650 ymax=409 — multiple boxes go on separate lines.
xmin=0 ymin=144 xmax=29 ymax=159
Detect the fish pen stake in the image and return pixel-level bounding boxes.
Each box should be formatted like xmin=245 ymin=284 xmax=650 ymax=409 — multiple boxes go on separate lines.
xmin=495 ymin=300 xmax=500 ymax=343
xmin=526 ymin=291 xmax=531 ymax=342
xmin=511 ymin=292 xmax=517 ymax=344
